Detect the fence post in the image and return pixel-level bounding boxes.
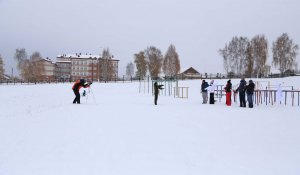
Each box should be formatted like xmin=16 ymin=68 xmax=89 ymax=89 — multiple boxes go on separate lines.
xmin=292 ymin=91 xmax=294 ymax=106
xmin=298 ymin=92 xmax=299 ymax=106
xmin=285 ymin=91 xmax=287 ymax=105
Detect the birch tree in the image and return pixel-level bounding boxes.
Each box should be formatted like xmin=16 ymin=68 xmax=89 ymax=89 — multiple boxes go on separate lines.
xmin=163 ymin=44 xmax=180 ymax=77
xmin=126 ymin=62 xmax=134 ymax=78
xmin=145 ymin=46 xmax=163 ymax=79
xmin=252 ymin=35 xmax=268 ymax=77
xmin=272 ymin=33 xmax=299 ymax=75
xmin=134 ymin=51 xmax=147 ymax=79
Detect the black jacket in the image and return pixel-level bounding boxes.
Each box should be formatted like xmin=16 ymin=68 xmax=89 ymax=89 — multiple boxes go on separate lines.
xmin=246 ymin=82 xmax=255 ymax=94
xmin=201 ymin=81 xmax=209 ymax=92
xmin=154 ymin=83 xmax=164 ymax=94
xmin=225 ymin=82 xmax=232 ymax=93
xmin=236 ymin=79 xmax=246 ymax=93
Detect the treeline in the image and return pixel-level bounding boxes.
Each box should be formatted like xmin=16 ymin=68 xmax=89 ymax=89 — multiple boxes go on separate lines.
xmin=220 ymin=33 xmax=299 ymax=78
xmin=4 ymin=47 xmax=116 ymax=82
xmin=14 ymin=48 xmax=45 ymax=82
xmin=126 ymin=44 xmax=181 ymax=79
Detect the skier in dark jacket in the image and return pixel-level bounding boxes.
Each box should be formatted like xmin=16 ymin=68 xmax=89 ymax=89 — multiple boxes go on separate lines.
xmin=246 ymin=80 xmax=255 ymax=108
xmin=201 ymin=80 xmax=209 ymax=104
xmin=154 ymin=82 xmax=164 ymax=105
xmin=235 ymin=78 xmax=247 ymax=107
xmin=72 ymin=79 xmax=92 ymax=104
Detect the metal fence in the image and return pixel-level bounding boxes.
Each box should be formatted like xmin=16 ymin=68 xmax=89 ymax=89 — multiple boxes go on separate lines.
xmin=215 ymin=89 xmax=300 ymax=107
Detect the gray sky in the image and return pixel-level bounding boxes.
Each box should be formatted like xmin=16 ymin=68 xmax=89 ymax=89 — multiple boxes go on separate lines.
xmin=0 ymin=0 xmax=299 ymax=76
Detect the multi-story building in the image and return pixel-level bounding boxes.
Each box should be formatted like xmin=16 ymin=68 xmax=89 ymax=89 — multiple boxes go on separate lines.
xmin=56 ymin=60 xmax=72 ymax=81
xmin=40 ymin=58 xmax=56 ymax=81
xmin=57 ymin=53 xmax=119 ymax=81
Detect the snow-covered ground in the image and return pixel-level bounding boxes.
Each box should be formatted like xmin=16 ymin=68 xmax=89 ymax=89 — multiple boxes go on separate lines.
xmin=0 ymin=77 xmax=300 ymax=175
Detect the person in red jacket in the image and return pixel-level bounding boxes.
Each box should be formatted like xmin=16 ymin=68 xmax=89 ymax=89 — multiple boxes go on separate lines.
xmin=72 ymin=79 xmax=92 ymax=104
xmin=224 ymin=80 xmax=232 ymax=106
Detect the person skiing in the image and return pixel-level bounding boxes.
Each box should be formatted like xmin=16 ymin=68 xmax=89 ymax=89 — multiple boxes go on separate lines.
xmin=224 ymin=79 xmax=232 ymax=106
xmin=201 ymin=80 xmax=209 ymax=104
xmin=72 ymin=79 xmax=92 ymax=104
xmin=154 ymin=82 xmax=164 ymax=105
xmin=235 ymin=78 xmax=247 ymax=107
xmin=246 ymin=80 xmax=255 ymax=108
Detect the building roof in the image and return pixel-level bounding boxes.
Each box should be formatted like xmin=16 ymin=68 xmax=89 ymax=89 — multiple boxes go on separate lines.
xmin=57 ymin=53 xmax=120 ymax=61
xmin=56 ymin=61 xmax=72 ymax=63
xmin=42 ymin=57 xmax=55 ymax=64
xmin=182 ymin=67 xmax=200 ymax=75
xmin=57 ymin=53 xmax=101 ymax=59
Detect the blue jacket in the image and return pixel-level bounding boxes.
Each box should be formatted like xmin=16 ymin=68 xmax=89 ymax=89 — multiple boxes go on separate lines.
xmin=246 ymin=81 xmax=255 ymax=94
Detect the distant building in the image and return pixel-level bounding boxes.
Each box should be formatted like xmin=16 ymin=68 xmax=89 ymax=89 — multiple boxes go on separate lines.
xmin=57 ymin=53 xmax=119 ymax=81
xmin=180 ymin=67 xmax=201 ymax=79
xmin=56 ymin=61 xmax=72 ymax=81
xmin=40 ymin=58 xmax=56 ymax=81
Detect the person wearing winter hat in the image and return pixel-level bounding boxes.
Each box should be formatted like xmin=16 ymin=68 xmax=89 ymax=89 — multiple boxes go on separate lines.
xmin=246 ymin=80 xmax=255 ymax=108
xmin=72 ymin=79 xmax=92 ymax=104
xmin=224 ymin=79 xmax=232 ymax=106
xmin=153 ymin=82 xmax=164 ymax=105
xmin=207 ymin=80 xmax=216 ymax=104
xmin=201 ymin=79 xmax=209 ymax=104
xmin=235 ymin=78 xmax=247 ymax=107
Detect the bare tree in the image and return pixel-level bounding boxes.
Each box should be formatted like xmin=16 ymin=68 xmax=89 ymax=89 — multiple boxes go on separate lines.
xmin=219 ymin=44 xmax=232 ymax=75
xmin=235 ymin=37 xmax=249 ymax=76
xmin=134 ymin=51 xmax=147 ymax=79
xmin=220 ymin=37 xmax=249 ymax=76
xmin=145 ymin=46 xmax=163 ymax=79
xmin=0 ymin=55 xmax=5 ymax=80
xmin=30 ymin=52 xmax=45 ymax=82
xmin=245 ymin=42 xmax=254 ymax=77
xmin=272 ymin=33 xmax=299 ymax=75
xmin=14 ymin=48 xmax=29 ymax=80
xmin=252 ymin=35 xmax=268 ymax=77
xmin=100 ymin=48 xmax=114 ymax=82
xmin=14 ymin=48 xmax=27 ymax=69
xmin=126 ymin=62 xmax=134 ymax=78
xmin=13 ymin=49 xmax=46 ymax=82
xmin=163 ymin=44 xmax=180 ymax=77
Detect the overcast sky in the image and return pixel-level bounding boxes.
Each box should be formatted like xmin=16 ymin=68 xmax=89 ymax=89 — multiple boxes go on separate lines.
xmin=0 ymin=0 xmax=299 ymax=76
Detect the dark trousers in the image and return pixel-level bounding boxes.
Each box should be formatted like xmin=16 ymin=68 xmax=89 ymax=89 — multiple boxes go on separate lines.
xmin=247 ymin=93 xmax=254 ymax=108
xmin=239 ymin=92 xmax=246 ymax=107
xmin=154 ymin=93 xmax=158 ymax=105
xmin=209 ymin=93 xmax=214 ymax=104
xmin=73 ymin=89 xmax=80 ymax=104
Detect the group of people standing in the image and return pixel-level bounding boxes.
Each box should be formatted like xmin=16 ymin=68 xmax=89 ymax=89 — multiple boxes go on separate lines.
xmin=201 ymin=79 xmax=217 ymax=104
xmin=201 ymin=78 xmax=256 ymax=108
xmin=234 ymin=78 xmax=255 ymax=108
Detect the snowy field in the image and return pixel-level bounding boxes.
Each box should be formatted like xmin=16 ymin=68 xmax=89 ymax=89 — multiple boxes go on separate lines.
xmin=0 ymin=77 xmax=300 ymax=175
